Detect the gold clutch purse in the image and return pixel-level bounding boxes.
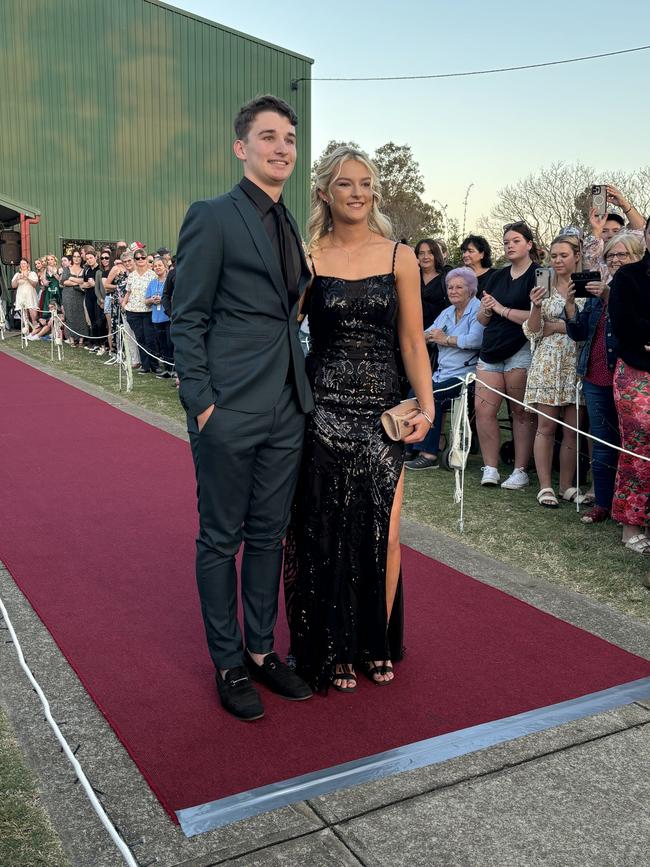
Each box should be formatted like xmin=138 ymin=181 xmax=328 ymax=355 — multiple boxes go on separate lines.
xmin=380 ymin=398 xmax=420 ymax=442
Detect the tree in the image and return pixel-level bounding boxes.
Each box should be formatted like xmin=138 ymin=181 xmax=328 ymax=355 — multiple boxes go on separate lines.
xmin=311 ymin=140 xmax=443 ymax=244
xmin=476 ymin=162 xmax=650 ymax=253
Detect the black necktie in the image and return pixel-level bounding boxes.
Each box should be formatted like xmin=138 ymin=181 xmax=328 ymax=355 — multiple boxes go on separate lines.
xmin=272 ymin=202 xmax=290 ymax=289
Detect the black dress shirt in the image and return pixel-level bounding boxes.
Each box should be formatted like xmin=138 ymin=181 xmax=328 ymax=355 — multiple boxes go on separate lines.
xmin=239 ymin=176 xmax=301 ymax=311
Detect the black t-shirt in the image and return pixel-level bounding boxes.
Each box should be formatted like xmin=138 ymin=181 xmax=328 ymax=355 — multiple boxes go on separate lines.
xmin=83 ymin=264 xmax=99 ymax=297
xmin=421 ymin=271 xmax=448 ymax=329
xmin=479 ymin=262 xmax=536 ymax=363
xmin=476 ymin=267 xmax=496 ymax=299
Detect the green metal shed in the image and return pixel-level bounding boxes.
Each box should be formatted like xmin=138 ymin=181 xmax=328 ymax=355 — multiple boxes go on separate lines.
xmin=0 ymin=0 xmax=312 ymax=258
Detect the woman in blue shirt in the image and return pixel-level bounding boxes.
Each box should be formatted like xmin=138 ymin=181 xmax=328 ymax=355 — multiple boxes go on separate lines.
xmin=145 ymin=256 xmax=173 ymax=378
xmin=406 ymin=267 xmax=485 ymax=470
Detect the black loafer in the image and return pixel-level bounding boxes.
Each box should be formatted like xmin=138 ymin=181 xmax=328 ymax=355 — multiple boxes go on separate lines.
xmin=246 ymin=651 xmax=313 ymax=701
xmin=216 ymin=666 xmax=264 ymax=721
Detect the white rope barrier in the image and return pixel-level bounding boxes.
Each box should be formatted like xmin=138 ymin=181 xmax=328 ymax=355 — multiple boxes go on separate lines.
xmin=425 ymin=371 xmax=649 ymax=533
xmin=0 ymin=594 xmax=139 ymax=866
xmin=472 ymin=372 xmax=650 ymax=464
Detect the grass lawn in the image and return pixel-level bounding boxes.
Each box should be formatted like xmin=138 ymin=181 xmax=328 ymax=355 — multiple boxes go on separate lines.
xmin=0 ymin=707 xmax=69 ymax=867
xmin=6 ymin=338 xmax=650 ymax=622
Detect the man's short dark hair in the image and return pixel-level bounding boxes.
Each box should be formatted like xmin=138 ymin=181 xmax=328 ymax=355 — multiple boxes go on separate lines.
xmin=234 ymin=95 xmax=298 ymax=140
xmin=605 ymin=212 xmax=625 ymax=227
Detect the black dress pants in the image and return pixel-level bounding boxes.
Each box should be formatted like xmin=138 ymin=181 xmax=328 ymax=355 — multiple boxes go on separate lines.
xmin=126 ymin=311 xmax=158 ymax=372
xmin=189 ymin=384 xmax=305 ymax=671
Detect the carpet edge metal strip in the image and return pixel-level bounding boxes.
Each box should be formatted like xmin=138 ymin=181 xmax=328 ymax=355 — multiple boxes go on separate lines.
xmin=176 ymin=676 xmax=650 ymax=836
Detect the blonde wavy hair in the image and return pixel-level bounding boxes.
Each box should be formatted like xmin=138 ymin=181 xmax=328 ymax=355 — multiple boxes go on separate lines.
xmin=307 ymin=146 xmax=393 ymax=250
xmin=603 ymin=231 xmax=645 ymax=262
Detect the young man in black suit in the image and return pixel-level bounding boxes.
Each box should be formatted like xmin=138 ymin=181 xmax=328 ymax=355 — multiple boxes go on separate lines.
xmin=172 ymin=95 xmax=314 ymax=721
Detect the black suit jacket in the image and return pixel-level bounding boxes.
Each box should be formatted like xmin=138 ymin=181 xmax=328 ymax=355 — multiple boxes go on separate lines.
xmin=171 ymin=185 xmax=315 ymax=430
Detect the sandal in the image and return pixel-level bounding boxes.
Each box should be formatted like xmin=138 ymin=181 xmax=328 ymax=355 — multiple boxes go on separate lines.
xmin=363 ymin=660 xmax=393 ymax=685
xmin=581 ymin=492 xmax=596 ymax=506
xmin=537 ymin=488 xmax=559 ymax=508
xmin=580 ymin=505 xmax=610 ymax=524
xmin=560 ymin=487 xmax=587 ymax=504
xmin=331 ymin=665 xmax=357 ymax=693
xmin=624 ymin=534 xmax=650 ymax=555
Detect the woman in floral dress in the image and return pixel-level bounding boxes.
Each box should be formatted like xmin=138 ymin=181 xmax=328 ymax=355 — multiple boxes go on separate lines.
xmin=608 ymin=216 xmax=650 ymax=555
xmin=523 ymin=233 xmax=585 ymax=507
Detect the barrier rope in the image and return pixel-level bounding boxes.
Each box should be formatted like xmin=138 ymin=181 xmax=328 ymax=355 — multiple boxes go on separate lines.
xmin=0 ymin=595 xmax=140 ymax=866
xmin=472 ymin=373 xmax=650 ymax=464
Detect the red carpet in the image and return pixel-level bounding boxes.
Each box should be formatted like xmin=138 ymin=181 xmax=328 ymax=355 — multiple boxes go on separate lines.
xmin=1 ymin=350 xmax=649 ymax=822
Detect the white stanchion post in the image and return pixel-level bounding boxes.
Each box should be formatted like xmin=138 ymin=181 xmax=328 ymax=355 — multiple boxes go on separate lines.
xmin=575 ymin=381 xmax=581 ymax=513
xmin=53 ymin=312 xmax=64 ymax=362
xmin=458 ymin=381 xmax=467 ymax=533
xmin=119 ymin=323 xmax=133 ymax=393
xmin=20 ymin=307 xmax=29 ymax=348
xmin=0 ymin=301 xmax=6 ymax=340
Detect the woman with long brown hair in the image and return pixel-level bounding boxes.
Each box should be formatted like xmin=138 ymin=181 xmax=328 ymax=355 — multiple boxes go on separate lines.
xmin=475 ymin=221 xmax=539 ymax=489
xmin=524 ymin=232 xmax=586 ymax=507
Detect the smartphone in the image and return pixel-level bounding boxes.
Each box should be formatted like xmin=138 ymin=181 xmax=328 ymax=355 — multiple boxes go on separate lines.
xmin=534 ymin=267 xmax=552 ymax=298
xmin=591 ymin=184 xmax=607 ymax=217
xmin=570 ymin=270 xmax=601 ymax=299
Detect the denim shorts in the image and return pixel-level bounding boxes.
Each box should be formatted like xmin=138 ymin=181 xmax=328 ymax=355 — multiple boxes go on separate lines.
xmin=477 ymin=342 xmax=532 ymax=374
xmin=103 ymin=296 xmax=112 ymax=315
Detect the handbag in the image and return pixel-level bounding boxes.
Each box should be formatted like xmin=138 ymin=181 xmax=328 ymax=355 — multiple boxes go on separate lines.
xmin=380 ymin=398 xmax=420 ymax=442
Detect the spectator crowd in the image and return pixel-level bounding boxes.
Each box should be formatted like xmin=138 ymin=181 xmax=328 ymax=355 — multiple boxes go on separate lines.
xmin=10 ymin=240 xmax=177 ymax=381
xmin=7 ymin=184 xmax=650 ymax=557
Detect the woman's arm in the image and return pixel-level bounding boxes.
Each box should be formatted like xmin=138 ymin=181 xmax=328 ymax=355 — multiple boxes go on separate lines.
xmin=104 ymin=265 xmax=119 ymax=293
xmin=395 ymin=245 xmax=435 ymax=440
xmin=456 ymin=311 xmax=485 ymax=350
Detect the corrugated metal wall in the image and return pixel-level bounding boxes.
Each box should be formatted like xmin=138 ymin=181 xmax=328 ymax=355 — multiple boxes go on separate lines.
xmin=0 ymin=0 xmax=312 ymax=256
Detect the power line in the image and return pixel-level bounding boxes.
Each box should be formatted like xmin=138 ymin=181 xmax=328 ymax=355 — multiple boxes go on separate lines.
xmin=290 ymin=44 xmax=650 ymax=88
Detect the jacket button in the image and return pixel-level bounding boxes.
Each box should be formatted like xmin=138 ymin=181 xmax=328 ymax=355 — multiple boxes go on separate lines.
xmin=607 ymin=348 xmax=612 ymax=352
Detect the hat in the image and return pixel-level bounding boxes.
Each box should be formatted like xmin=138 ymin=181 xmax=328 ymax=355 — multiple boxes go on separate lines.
xmin=558 ymin=226 xmax=583 ymax=240
xmin=129 ymin=241 xmax=146 ymax=252
xmin=156 ymin=246 xmax=170 ymax=256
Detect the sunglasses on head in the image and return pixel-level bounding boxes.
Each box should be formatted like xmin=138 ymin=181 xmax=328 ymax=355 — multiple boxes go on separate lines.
xmin=503 ymin=221 xmax=529 ymax=233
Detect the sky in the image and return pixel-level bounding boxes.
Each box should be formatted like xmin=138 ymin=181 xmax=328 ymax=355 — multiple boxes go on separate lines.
xmin=172 ymin=0 xmax=650 ymax=231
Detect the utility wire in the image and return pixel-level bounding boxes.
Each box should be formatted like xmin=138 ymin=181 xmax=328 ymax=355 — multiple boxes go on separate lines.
xmin=291 ymin=44 xmax=650 ymax=87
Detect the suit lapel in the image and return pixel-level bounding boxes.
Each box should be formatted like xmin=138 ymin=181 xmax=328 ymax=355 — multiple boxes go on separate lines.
xmin=286 ymin=209 xmax=311 ymax=296
xmin=230 ymin=187 xmax=288 ymax=313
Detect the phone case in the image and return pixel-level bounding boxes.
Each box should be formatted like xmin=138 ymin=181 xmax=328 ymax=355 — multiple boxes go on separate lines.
xmin=592 ymin=185 xmax=607 ymax=217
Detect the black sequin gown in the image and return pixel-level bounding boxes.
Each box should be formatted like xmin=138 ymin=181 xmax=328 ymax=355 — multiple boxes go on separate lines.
xmin=284 ymin=248 xmax=405 ymax=691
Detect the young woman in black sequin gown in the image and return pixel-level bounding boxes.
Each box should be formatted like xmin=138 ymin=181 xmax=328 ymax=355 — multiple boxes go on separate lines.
xmin=284 ymin=147 xmax=435 ymax=692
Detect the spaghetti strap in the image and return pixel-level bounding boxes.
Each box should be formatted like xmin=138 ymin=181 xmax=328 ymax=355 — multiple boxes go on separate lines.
xmin=391 ymin=242 xmax=399 ymax=275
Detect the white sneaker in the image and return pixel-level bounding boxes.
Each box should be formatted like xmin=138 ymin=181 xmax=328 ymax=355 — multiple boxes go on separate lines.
xmin=501 ymin=468 xmax=529 ymax=489
xmin=480 ymin=466 xmax=501 ymax=486
xmin=96 ymin=346 xmax=106 ymax=357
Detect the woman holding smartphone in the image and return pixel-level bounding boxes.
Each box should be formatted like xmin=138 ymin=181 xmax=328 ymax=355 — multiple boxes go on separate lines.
xmin=565 ymin=232 xmax=645 ymax=525
xmin=523 ymin=232 xmax=586 ymax=508
xmin=474 ymin=222 xmax=539 ymax=489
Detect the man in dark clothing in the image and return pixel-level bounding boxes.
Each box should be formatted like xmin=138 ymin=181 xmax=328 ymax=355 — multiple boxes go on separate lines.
xmin=172 ymin=95 xmax=314 ymax=722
